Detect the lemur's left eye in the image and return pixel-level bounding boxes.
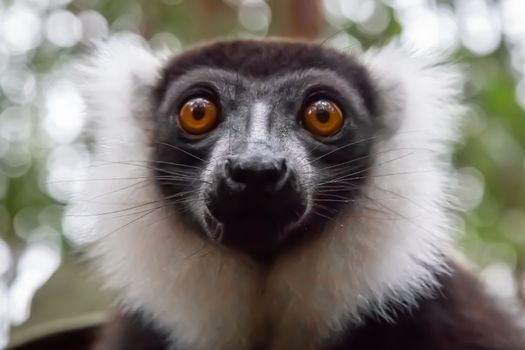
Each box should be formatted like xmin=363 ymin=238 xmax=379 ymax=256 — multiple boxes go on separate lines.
xmin=179 ymin=97 xmax=218 ymax=134
xmin=302 ymin=100 xmax=344 ymax=137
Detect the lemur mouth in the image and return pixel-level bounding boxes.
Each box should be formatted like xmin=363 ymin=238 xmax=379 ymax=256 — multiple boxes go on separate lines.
xmin=203 ymin=208 xmax=306 ymax=263
xmin=203 ymin=155 xmax=308 ymax=263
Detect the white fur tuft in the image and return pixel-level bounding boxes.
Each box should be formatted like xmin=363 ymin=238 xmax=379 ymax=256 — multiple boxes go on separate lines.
xmin=66 ymin=38 xmax=464 ymax=350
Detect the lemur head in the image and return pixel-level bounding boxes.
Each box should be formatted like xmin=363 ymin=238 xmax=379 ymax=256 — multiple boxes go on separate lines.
xmin=152 ymin=41 xmax=378 ymax=262
xmin=68 ymin=36 xmax=462 ymax=350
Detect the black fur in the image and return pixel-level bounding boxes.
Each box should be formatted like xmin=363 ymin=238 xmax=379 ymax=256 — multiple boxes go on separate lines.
xmin=330 ymin=266 xmax=525 ymax=350
xmin=154 ymin=40 xmax=377 ymax=114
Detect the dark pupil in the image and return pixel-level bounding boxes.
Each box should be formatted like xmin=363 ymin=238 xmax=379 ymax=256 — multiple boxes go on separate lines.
xmin=191 ymin=101 xmax=206 ymax=120
xmin=315 ymin=108 xmax=330 ymax=123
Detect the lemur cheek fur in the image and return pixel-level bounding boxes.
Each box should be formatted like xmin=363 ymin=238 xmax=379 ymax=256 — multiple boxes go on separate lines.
xmin=69 ymin=37 xmax=525 ymax=350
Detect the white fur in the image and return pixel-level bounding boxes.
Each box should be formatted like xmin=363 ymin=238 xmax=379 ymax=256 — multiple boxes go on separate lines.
xmin=248 ymin=101 xmax=271 ymax=143
xmin=66 ymin=37 xmax=463 ymax=350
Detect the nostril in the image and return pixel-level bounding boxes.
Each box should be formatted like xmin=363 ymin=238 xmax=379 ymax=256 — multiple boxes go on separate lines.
xmin=226 ymin=156 xmax=288 ymax=191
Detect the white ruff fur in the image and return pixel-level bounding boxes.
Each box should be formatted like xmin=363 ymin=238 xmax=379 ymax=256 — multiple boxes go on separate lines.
xmin=66 ymin=36 xmax=463 ymax=350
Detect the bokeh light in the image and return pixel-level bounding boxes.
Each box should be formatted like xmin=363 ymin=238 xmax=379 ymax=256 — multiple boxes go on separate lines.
xmin=457 ymin=0 xmax=501 ymax=56
xmin=45 ymin=10 xmax=83 ymax=47
xmin=238 ymin=0 xmax=271 ymax=34
xmin=78 ymin=10 xmax=109 ymax=43
xmin=8 ymin=236 xmax=61 ymax=325
xmin=0 ymin=4 xmax=42 ymax=55
xmin=43 ymin=79 xmax=85 ymax=144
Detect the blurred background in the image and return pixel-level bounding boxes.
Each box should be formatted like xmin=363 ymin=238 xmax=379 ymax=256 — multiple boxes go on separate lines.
xmin=0 ymin=0 xmax=525 ymax=348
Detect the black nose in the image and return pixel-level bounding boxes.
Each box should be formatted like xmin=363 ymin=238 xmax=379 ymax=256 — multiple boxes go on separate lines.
xmin=225 ymin=155 xmax=288 ymax=192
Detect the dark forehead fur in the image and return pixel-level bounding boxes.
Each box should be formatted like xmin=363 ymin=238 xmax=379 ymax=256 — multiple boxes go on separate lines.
xmin=155 ymin=39 xmax=377 ymax=113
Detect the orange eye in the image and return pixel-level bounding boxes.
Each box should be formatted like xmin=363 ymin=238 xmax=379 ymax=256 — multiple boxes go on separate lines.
xmin=303 ymin=100 xmax=344 ymax=137
xmin=178 ymin=97 xmax=218 ymax=135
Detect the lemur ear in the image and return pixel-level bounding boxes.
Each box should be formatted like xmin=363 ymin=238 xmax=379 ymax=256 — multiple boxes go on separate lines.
xmin=361 ymin=42 xmax=465 ymax=148
xmin=74 ymin=35 xmax=162 ymax=152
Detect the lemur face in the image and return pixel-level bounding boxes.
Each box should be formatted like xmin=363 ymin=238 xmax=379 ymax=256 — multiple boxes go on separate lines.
xmin=152 ymin=41 xmax=379 ymax=262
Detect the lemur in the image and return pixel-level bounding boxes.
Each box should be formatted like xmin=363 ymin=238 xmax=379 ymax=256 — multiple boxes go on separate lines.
xmin=66 ymin=35 xmax=525 ymax=350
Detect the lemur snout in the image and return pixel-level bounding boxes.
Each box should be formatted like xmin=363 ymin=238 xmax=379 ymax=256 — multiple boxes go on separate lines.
xmin=225 ymin=154 xmax=288 ymax=193
xmin=204 ymin=152 xmax=307 ymax=259
xmin=207 ymin=152 xmax=305 ymax=223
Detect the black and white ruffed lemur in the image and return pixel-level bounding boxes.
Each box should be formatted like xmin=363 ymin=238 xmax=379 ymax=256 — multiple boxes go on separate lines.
xmin=65 ymin=35 xmax=525 ymax=350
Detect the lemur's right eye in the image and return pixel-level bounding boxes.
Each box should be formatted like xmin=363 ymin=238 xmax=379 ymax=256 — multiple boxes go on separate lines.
xmin=178 ymin=97 xmax=218 ymax=135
